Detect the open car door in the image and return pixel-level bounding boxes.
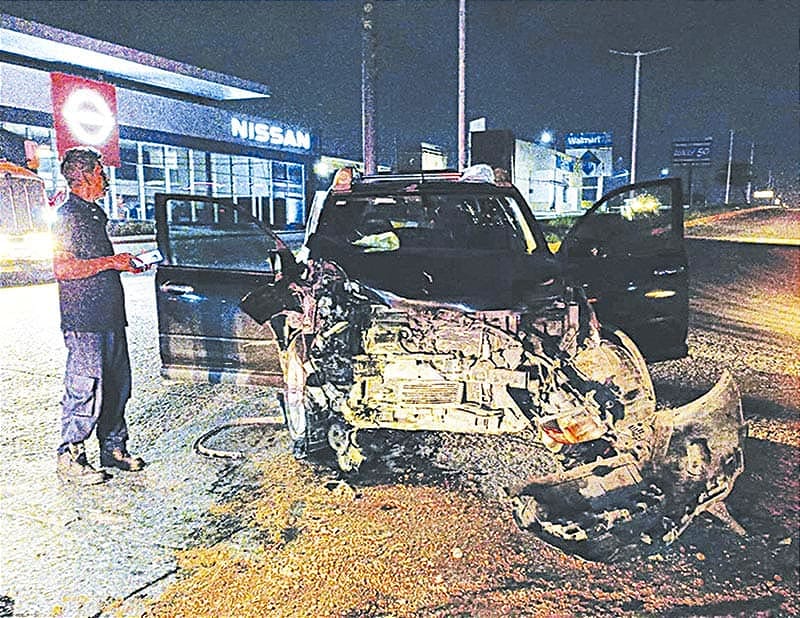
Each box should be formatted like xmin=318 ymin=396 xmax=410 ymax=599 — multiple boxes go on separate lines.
xmin=558 ymin=178 xmax=688 ymax=361
xmin=154 ymin=193 xmax=292 ymax=385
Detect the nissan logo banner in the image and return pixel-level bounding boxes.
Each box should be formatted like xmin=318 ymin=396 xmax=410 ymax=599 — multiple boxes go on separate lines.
xmin=50 ymin=72 xmax=121 ymax=166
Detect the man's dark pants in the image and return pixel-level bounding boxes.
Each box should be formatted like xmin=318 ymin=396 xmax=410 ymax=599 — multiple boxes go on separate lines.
xmin=59 ymin=330 xmax=131 ymax=455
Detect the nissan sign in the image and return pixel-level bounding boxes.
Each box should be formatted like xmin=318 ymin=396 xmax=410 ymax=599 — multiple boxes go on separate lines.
xmin=51 ymin=73 xmax=120 ymax=166
xmin=230 ymin=117 xmax=312 ymax=152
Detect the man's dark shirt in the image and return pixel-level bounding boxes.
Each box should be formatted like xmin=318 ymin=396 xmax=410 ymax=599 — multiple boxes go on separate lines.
xmin=53 ymin=193 xmax=127 ymax=331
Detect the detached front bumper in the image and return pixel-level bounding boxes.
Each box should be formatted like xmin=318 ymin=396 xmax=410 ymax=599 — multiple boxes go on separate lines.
xmin=511 ymin=370 xmax=746 ymax=561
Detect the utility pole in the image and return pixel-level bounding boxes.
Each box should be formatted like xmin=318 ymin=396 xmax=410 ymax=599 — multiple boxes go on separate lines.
xmin=457 ymin=0 xmax=467 ymax=170
xmin=610 ymin=47 xmax=670 ymax=184
xmin=361 ymin=1 xmax=376 ymax=174
xmin=746 ymin=141 xmax=754 ymax=204
xmin=724 ymin=129 xmax=734 ymax=205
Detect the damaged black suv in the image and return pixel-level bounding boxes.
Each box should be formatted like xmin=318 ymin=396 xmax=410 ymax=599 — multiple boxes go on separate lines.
xmin=153 ymin=165 xmax=745 ymax=560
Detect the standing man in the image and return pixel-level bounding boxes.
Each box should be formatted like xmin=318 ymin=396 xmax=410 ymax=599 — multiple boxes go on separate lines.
xmin=53 ymin=147 xmax=147 ymax=485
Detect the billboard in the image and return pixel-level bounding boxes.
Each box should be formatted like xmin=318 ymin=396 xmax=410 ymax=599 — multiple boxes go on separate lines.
xmin=50 ymin=73 xmax=120 ymax=166
xmin=672 ymin=139 xmax=712 ymax=165
xmin=565 ymin=132 xmax=613 ymax=177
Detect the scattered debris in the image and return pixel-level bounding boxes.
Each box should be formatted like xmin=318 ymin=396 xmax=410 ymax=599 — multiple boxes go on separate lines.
xmin=241 ymin=259 xmax=747 ymax=560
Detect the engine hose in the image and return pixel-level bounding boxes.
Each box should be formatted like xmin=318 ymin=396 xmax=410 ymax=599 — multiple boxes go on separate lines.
xmin=193 ymin=416 xmax=286 ymax=459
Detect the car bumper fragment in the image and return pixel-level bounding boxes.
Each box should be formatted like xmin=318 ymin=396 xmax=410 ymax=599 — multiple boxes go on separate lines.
xmin=510 ymin=370 xmax=746 ymax=561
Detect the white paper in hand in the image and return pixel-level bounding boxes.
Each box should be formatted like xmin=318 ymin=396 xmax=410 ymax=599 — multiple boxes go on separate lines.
xmin=132 ymin=248 xmax=163 ymax=267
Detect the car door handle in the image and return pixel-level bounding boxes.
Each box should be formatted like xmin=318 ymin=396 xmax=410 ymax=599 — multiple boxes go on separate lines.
xmin=653 ymin=266 xmax=685 ymax=276
xmin=160 ymin=282 xmax=195 ymax=295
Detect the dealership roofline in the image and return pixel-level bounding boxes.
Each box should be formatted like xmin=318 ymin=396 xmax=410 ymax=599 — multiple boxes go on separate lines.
xmin=0 ymin=14 xmax=271 ymax=101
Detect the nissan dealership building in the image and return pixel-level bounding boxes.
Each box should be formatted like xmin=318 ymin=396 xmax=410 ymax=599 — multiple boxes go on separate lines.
xmin=0 ymin=14 xmax=315 ymax=228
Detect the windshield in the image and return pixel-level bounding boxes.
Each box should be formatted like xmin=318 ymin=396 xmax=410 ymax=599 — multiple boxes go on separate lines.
xmin=313 ymin=191 xmax=538 ymax=255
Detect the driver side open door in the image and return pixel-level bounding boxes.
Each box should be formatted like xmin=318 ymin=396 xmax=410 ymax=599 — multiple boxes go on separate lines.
xmin=154 ymin=193 xmax=293 ymax=385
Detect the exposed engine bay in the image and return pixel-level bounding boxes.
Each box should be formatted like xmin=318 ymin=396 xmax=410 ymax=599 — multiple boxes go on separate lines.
xmin=243 ymin=259 xmax=746 ymax=561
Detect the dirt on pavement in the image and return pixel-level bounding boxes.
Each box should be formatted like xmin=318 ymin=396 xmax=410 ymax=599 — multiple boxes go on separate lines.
xmin=2 ymin=209 xmax=797 ymax=617
xmin=144 ymin=214 xmax=799 ymax=617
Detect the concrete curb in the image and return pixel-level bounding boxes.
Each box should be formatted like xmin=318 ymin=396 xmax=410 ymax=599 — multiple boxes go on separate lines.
xmin=684 ymin=206 xmax=779 ymax=228
xmin=684 ymin=206 xmax=799 ymax=247
xmin=686 ymin=235 xmax=800 ymax=247
xmin=110 ymin=234 xmax=156 ymax=244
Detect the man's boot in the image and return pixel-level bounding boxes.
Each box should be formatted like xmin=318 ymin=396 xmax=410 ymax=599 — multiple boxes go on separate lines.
xmin=100 ymin=447 xmax=145 ymax=472
xmin=57 ymin=443 xmax=107 ymax=485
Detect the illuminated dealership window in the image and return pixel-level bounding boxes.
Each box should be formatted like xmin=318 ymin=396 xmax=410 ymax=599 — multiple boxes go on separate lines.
xmin=169 ymin=147 xmax=191 ymax=193
xmin=191 ymin=150 xmax=209 ymax=194
xmin=210 ymin=152 xmax=233 ymax=197
xmin=231 ymin=156 xmax=251 ymax=197
xmin=1 ymin=122 xmax=306 ymax=228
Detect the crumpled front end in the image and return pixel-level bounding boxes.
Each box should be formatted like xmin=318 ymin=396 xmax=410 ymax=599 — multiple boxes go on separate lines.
xmin=510 ymin=371 xmax=746 ymax=561
xmin=250 ymin=259 xmax=746 ymax=560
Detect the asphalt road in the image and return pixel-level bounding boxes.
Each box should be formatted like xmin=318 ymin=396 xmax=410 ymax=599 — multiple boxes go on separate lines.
xmin=0 ymin=272 xmax=284 ymax=617
xmin=0 ymin=215 xmax=797 ymax=616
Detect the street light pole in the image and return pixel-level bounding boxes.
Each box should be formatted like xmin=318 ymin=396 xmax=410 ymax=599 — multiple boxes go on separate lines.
xmin=746 ymin=141 xmax=754 ymax=204
xmin=361 ymin=1 xmax=376 ymax=175
xmin=457 ymin=0 xmax=467 ymax=170
xmin=610 ymin=47 xmax=670 ymax=184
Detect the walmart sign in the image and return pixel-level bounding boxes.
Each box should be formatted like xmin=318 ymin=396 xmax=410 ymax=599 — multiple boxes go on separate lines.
xmin=565 ymin=132 xmax=613 ymax=149
xmin=565 ymin=132 xmax=613 ymax=177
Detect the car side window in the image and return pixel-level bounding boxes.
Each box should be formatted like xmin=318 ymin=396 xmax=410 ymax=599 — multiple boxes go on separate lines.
xmin=163 ymin=198 xmax=278 ymax=271
xmin=567 ymin=185 xmax=679 ymax=258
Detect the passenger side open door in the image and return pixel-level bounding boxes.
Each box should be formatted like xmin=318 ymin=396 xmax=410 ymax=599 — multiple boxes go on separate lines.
xmin=154 ymin=193 xmax=293 ymax=385
xmin=559 ymin=178 xmax=689 ymax=360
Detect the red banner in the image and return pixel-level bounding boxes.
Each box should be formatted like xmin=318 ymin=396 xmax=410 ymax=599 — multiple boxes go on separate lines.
xmin=50 ymin=73 xmax=120 ymax=167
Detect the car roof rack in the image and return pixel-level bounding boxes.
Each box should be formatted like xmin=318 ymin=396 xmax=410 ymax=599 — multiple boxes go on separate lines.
xmin=359 ymin=169 xmax=463 ymax=185
xmin=330 ymin=164 xmax=498 ymax=193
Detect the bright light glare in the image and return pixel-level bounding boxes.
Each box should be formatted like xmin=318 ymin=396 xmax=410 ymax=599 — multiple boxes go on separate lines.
xmin=313 ymin=160 xmax=332 ymax=178
xmin=620 ymin=193 xmax=662 ymax=220
xmin=42 ymin=208 xmax=58 ymax=225
xmin=24 ymin=232 xmax=54 ymax=259
xmin=539 ymin=131 xmax=553 ymax=145
xmin=0 ymin=232 xmax=55 ymax=261
xmin=644 ymin=289 xmax=676 ymax=299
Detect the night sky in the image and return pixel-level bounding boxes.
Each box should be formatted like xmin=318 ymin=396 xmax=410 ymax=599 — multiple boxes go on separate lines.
xmin=1 ymin=0 xmax=797 ymax=195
